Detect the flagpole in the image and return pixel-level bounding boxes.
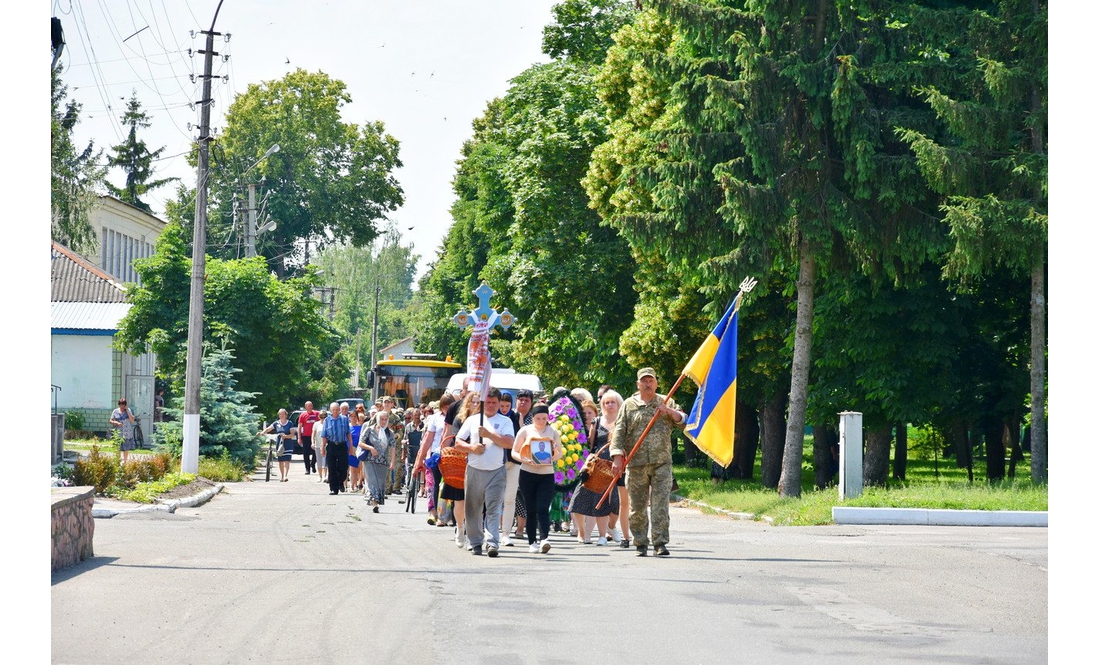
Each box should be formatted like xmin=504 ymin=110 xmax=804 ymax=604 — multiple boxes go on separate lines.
xmin=596 ymin=372 xmax=688 ymax=509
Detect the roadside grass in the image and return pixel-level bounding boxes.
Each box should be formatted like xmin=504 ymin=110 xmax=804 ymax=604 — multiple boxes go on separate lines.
xmin=111 ymin=472 xmax=196 ymax=503
xmin=673 ymin=439 xmax=1047 ymax=526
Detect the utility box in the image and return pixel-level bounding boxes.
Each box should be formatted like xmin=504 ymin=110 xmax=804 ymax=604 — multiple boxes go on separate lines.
xmin=839 ymin=411 xmax=863 ymax=500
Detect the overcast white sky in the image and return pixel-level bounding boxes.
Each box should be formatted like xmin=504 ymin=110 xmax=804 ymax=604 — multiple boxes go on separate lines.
xmin=51 ymin=0 xmax=560 ymax=279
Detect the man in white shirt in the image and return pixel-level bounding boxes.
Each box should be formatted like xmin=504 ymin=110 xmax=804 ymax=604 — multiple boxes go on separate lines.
xmin=454 ymin=387 xmax=515 ymax=557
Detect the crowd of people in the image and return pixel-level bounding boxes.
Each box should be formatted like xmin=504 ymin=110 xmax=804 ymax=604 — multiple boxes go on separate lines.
xmin=264 ymin=366 xmax=686 ymax=558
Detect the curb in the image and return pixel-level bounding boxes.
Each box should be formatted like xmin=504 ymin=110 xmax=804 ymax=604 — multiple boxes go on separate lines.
xmin=92 ymin=483 xmax=225 ymax=519
xmin=671 ymin=493 xmax=772 ymax=524
xmin=159 ymin=483 xmax=225 ymax=510
xmin=672 ymin=494 xmax=1048 ymax=527
xmin=832 ymin=506 xmax=1048 ymax=527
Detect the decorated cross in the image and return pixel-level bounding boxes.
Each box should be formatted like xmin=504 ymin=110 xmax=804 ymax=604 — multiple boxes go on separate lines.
xmin=453 ymin=282 xmax=513 ymax=408
xmin=453 ymin=282 xmax=514 ymax=331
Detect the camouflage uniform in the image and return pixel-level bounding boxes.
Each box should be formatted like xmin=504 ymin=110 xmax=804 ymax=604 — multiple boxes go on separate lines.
xmin=610 ymin=390 xmax=684 ymax=549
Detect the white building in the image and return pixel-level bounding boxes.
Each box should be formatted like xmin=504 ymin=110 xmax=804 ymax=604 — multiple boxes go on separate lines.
xmin=51 ymin=197 xmax=166 ymax=436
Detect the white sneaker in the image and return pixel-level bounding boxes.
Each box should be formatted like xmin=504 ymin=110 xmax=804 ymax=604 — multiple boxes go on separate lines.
xmin=540 ymin=540 xmax=552 ymax=554
xmin=502 ymin=536 xmax=514 ymax=547
xmin=466 ymin=539 xmax=473 ymax=551
xmin=528 ymin=542 xmax=539 ymax=553
xmin=454 ymin=532 xmax=464 ymax=548
xmin=596 ymin=536 xmax=607 ymax=546
xmin=608 ymin=527 xmax=620 ymax=542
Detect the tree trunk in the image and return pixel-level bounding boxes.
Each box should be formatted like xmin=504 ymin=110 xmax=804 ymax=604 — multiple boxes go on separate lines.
xmin=863 ymin=427 xmax=892 ymax=486
xmin=1030 ymin=263 xmax=1047 ymax=482
xmin=812 ymin=424 xmax=838 ymax=490
xmin=759 ymin=393 xmax=787 ymax=489
xmin=778 ymin=240 xmax=815 ymax=497
xmin=892 ymin=423 xmax=908 ymax=481
xmin=984 ymin=418 xmax=1006 ymax=481
xmin=1006 ymin=418 xmax=1024 ymax=479
xmin=950 ymin=422 xmax=974 ymax=483
xmin=734 ymin=402 xmax=760 ymax=480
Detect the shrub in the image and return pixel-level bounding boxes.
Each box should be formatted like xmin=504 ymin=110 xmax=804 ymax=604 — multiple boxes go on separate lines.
xmin=198 ymin=452 xmax=248 ymax=482
xmin=72 ymin=446 xmax=120 ymax=494
xmin=116 ymin=453 xmax=174 ymax=488
xmin=65 ymin=411 xmax=86 ymax=431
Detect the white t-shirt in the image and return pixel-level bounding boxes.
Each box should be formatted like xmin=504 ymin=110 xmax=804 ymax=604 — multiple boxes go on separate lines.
xmin=427 ymin=412 xmax=447 ymax=454
xmin=456 ymin=412 xmax=515 ymax=471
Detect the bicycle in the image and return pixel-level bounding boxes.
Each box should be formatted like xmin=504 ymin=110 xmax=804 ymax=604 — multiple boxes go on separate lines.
xmin=264 ymin=434 xmax=278 ymax=482
xmin=405 ymin=465 xmax=420 ymax=514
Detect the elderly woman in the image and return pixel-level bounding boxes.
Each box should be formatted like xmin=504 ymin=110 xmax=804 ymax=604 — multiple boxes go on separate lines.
xmin=258 ymin=408 xmax=297 ymax=482
xmin=599 ymin=390 xmax=630 ymax=546
xmin=359 ymin=410 xmax=395 ymax=512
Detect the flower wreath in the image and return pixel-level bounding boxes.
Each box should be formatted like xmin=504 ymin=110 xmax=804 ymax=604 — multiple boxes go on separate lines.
xmin=548 ymin=393 xmax=590 ymax=488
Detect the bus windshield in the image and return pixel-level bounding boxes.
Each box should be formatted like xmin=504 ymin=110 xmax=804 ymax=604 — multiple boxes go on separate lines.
xmin=374 ymin=359 xmax=461 ymax=409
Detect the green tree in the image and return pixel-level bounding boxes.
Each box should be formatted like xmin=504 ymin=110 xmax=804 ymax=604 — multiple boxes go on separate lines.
xmin=115 ymin=221 xmax=345 ymax=416
xmin=542 ymin=0 xmax=637 ymax=66
xmin=105 ymin=91 xmax=177 ymax=212
xmin=51 ymin=66 xmax=106 ymax=253
xmin=418 ymin=63 xmax=638 ymax=389
xmin=208 ymin=69 xmax=404 ymax=275
xmin=314 ymin=229 xmax=420 ymax=372
xmin=897 ymin=0 xmax=1047 ymax=482
xmin=154 ymin=345 xmax=262 ymax=466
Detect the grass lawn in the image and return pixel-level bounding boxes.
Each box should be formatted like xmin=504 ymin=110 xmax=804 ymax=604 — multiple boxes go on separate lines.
xmin=673 ymin=438 xmax=1047 ymax=526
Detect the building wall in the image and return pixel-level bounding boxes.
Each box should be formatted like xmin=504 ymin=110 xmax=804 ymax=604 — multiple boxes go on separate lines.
xmin=51 ymin=334 xmax=114 ymax=409
xmin=84 ymin=197 xmax=165 ymax=285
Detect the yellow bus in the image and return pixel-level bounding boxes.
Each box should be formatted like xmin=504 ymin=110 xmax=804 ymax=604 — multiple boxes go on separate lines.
xmin=367 ymin=354 xmax=463 ymax=410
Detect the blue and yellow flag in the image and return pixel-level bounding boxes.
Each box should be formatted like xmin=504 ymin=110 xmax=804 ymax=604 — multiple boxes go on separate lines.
xmin=683 ymin=295 xmax=742 ymax=466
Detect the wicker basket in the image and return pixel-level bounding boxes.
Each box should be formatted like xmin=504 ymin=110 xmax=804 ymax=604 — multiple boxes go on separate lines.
xmin=581 ymin=445 xmax=615 ymax=494
xmin=439 ymin=445 xmax=467 ymax=490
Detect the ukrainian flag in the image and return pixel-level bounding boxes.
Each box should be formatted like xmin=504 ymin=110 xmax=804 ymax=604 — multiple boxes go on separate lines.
xmin=682 ymin=295 xmax=741 ymax=466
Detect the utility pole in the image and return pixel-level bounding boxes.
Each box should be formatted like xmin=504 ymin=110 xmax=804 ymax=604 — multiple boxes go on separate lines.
xmin=370 ymin=279 xmax=380 ymax=401
xmin=246 ymin=183 xmax=257 ymax=257
xmin=182 ymin=0 xmax=225 ymax=475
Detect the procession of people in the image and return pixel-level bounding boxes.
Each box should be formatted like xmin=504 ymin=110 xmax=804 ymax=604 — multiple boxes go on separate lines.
xmin=264 ymin=365 xmax=685 ymax=558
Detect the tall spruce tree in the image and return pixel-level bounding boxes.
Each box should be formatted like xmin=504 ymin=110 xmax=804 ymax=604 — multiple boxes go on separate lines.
xmin=106 ymin=92 xmax=177 ymax=212
xmin=897 ymin=0 xmax=1047 ymax=482
xmin=154 ymin=345 xmax=262 ymax=466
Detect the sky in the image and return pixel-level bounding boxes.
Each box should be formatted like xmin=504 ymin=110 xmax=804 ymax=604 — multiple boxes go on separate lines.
xmin=50 ymin=0 xmax=561 ymax=280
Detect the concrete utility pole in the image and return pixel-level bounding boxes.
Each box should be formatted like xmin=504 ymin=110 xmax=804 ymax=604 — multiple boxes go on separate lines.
xmin=370 ymin=280 xmax=380 ymax=400
xmin=246 ymin=183 xmax=257 ymax=258
xmin=182 ymin=0 xmax=225 ymax=475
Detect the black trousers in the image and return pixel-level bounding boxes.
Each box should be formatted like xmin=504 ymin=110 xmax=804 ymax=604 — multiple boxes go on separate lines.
xmin=302 ymin=440 xmax=316 ymax=473
xmin=519 ymin=470 xmax=555 ymax=544
xmin=327 ymin=445 xmax=349 ymax=493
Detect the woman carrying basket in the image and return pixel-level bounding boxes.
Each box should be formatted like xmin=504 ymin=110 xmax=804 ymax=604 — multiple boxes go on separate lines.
xmin=511 ymin=403 xmax=564 ymax=553
xmin=567 ymin=398 xmax=620 ymax=545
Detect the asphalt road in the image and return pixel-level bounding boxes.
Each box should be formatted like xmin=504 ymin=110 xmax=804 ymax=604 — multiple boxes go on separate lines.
xmin=52 ymin=469 xmax=1048 ymax=664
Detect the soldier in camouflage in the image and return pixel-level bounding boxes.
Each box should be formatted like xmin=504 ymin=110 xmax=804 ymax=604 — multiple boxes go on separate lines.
xmin=610 ymin=367 xmax=686 ymax=556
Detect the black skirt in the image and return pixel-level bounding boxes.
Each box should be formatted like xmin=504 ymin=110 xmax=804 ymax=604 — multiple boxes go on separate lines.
xmin=439 ymin=482 xmax=464 ymax=502
xmin=568 ymin=483 xmax=619 ymax=517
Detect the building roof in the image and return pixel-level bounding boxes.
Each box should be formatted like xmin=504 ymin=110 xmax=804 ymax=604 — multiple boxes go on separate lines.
xmin=52 ymin=301 xmax=131 ymax=332
xmin=52 ymin=242 xmax=126 ymax=303
xmin=379 ymin=336 xmax=414 ymax=352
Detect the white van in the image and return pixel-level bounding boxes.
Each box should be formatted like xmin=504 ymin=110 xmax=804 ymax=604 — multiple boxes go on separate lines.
xmin=445 ymin=369 xmax=543 ymax=403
